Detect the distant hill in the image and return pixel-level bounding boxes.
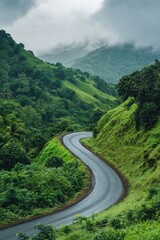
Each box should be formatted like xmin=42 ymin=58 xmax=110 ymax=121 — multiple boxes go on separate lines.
xmin=72 ymin=44 xmax=160 ymax=83
xmin=39 ymin=44 xmax=89 ymax=66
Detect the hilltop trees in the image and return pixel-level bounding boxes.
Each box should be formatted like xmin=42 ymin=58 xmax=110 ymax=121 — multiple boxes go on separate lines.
xmin=117 ymin=60 xmax=160 ymax=130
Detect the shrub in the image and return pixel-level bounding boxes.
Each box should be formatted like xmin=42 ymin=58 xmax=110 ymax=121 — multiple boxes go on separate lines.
xmin=46 ymin=156 xmax=63 ymax=168
xmin=93 ymin=228 xmax=126 ymax=240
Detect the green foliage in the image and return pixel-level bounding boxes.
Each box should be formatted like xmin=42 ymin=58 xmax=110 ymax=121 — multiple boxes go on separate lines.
xmin=77 ymin=99 xmax=160 ymax=240
xmin=61 ymin=225 xmax=71 ymax=234
xmin=90 ymin=108 xmax=104 ymax=125
xmin=139 ymin=102 xmax=158 ymax=130
xmin=46 ymin=156 xmax=63 ymax=168
xmin=83 ymin=219 xmax=95 ymax=232
xmin=0 ymin=138 xmax=87 ymax=225
xmin=16 ymin=232 xmax=29 ymax=240
xmin=0 ymin=29 xmax=118 ymax=170
xmin=93 ymin=228 xmax=126 ymax=240
xmin=20 ymin=82 xmax=159 ymax=239
xmin=34 ymin=223 xmax=56 ymax=240
xmin=117 ymin=61 xmax=160 ymax=130
xmin=17 ymin=223 xmax=56 ymax=240
xmin=0 ymin=140 xmax=30 ymax=170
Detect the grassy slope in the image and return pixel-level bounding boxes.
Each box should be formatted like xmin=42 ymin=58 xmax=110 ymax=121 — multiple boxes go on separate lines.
xmin=54 ymin=99 xmax=160 ymax=239
xmin=86 ymin=99 xmax=160 ymax=205
xmin=0 ymin=30 xmax=118 ymax=134
xmin=36 ymin=137 xmax=90 ymax=200
xmin=84 ymin=100 xmax=160 ymax=237
xmin=63 ymin=80 xmax=117 ymax=110
xmin=24 ymin=50 xmax=116 ymax=111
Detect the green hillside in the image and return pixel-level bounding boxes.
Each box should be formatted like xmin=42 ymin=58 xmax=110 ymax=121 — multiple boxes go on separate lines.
xmin=72 ymin=44 xmax=160 ymax=83
xmin=19 ymin=101 xmax=160 ymax=239
xmin=66 ymin=62 xmax=160 ymax=239
xmin=82 ymin=99 xmax=160 ymax=240
xmin=0 ymin=29 xmax=118 ymax=169
xmin=26 ymin=62 xmax=160 ymax=240
xmin=0 ymin=30 xmax=118 ymax=226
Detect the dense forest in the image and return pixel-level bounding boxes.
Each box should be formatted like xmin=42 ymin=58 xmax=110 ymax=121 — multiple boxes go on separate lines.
xmin=72 ymin=44 xmax=160 ymax=83
xmin=0 ymin=30 xmax=118 ymax=225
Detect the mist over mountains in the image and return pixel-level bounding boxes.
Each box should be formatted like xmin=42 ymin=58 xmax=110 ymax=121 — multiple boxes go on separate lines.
xmin=39 ymin=43 xmax=160 ymax=83
xmin=39 ymin=44 xmax=90 ymax=66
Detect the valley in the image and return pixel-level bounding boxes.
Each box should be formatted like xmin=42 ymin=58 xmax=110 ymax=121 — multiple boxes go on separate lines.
xmin=0 ymin=29 xmax=160 ymax=240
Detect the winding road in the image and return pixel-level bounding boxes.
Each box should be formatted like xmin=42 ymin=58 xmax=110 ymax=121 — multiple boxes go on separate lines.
xmin=0 ymin=132 xmax=124 ymax=240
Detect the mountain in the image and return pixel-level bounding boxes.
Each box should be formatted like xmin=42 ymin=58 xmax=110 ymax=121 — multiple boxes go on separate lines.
xmin=72 ymin=43 xmax=160 ymax=83
xmin=15 ymin=61 xmax=160 ymax=238
xmin=39 ymin=44 xmax=89 ymax=66
xmin=0 ymin=30 xmax=118 ymax=226
xmin=0 ymin=29 xmax=118 ymax=167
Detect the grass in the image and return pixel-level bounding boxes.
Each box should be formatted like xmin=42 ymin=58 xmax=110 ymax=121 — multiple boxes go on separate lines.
xmin=63 ymin=80 xmax=117 ymax=110
xmin=52 ymin=99 xmax=160 ymax=239
xmin=36 ymin=137 xmax=76 ymax=166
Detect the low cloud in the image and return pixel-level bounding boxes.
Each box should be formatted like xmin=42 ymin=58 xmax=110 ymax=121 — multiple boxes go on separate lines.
xmin=96 ymin=0 xmax=160 ymax=49
xmin=1 ymin=0 xmax=160 ymax=54
xmin=3 ymin=0 xmax=104 ymax=54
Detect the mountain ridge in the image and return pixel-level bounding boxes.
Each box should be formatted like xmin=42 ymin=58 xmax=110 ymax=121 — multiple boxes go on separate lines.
xmin=72 ymin=43 xmax=160 ymax=83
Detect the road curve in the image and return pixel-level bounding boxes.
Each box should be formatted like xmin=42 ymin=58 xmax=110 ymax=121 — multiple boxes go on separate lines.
xmin=0 ymin=132 xmax=124 ymax=240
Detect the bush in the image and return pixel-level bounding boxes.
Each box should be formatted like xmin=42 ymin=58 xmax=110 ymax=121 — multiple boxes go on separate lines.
xmin=0 ymin=140 xmax=30 ymax=170
xmin=140 ymin=102 xmax=158 ymax=130
xmin=46 ymin=156 xmax=63 ymax=168
xmin=93 ymin=228 xmax=126 ymax=240
xmin=61 ymin=225 xmax=71 ymax=234
xmin=17 ymin=223 xmax=56 ymax=240
xmin=83 ymin=219 xmax=94 ymax=231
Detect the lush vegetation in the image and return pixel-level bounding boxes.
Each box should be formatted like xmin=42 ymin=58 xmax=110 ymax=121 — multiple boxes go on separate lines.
xmin=1 ymin=30 xmax=160 ymax=239
xmin=30 ymin=100 xmax=159 ymax=240
xmin=117 ymin=60 xmax=160 ymax=130
xmin=0 ymin=137 xmax=89 ymax=226
xmin=72 ymin=43 xmax=160 ymax=83
xmin=16 ymin=62 xmax=160 ymax=239
xmin=0 ymin=30 xmax=119 ymax=226
xmin=0 ymin=29 xmax=118 ymax=170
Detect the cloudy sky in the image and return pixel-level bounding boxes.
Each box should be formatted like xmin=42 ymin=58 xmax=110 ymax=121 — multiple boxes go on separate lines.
xmin=1 ymin=0 xmax=160 ymax=54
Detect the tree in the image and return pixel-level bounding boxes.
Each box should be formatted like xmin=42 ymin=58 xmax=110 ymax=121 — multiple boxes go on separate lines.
xmin=0 ymin=60 xmax=10 ymax=85
xmin=91 ymin=108 xmax=104 ymax=124
xmin=140 ymin=102 xmax=158 ymax=130
xmin=46 ymin=156 xmax=63 ymax=168
xmin=117 ymin=62 xmax=160 ymax=130
xmin=0 ymin=140 xmax=30 ymax=170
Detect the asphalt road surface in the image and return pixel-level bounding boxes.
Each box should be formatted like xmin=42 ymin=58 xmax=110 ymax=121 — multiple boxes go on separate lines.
xmin=0 ymin=132 xmax=124 ymax=240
